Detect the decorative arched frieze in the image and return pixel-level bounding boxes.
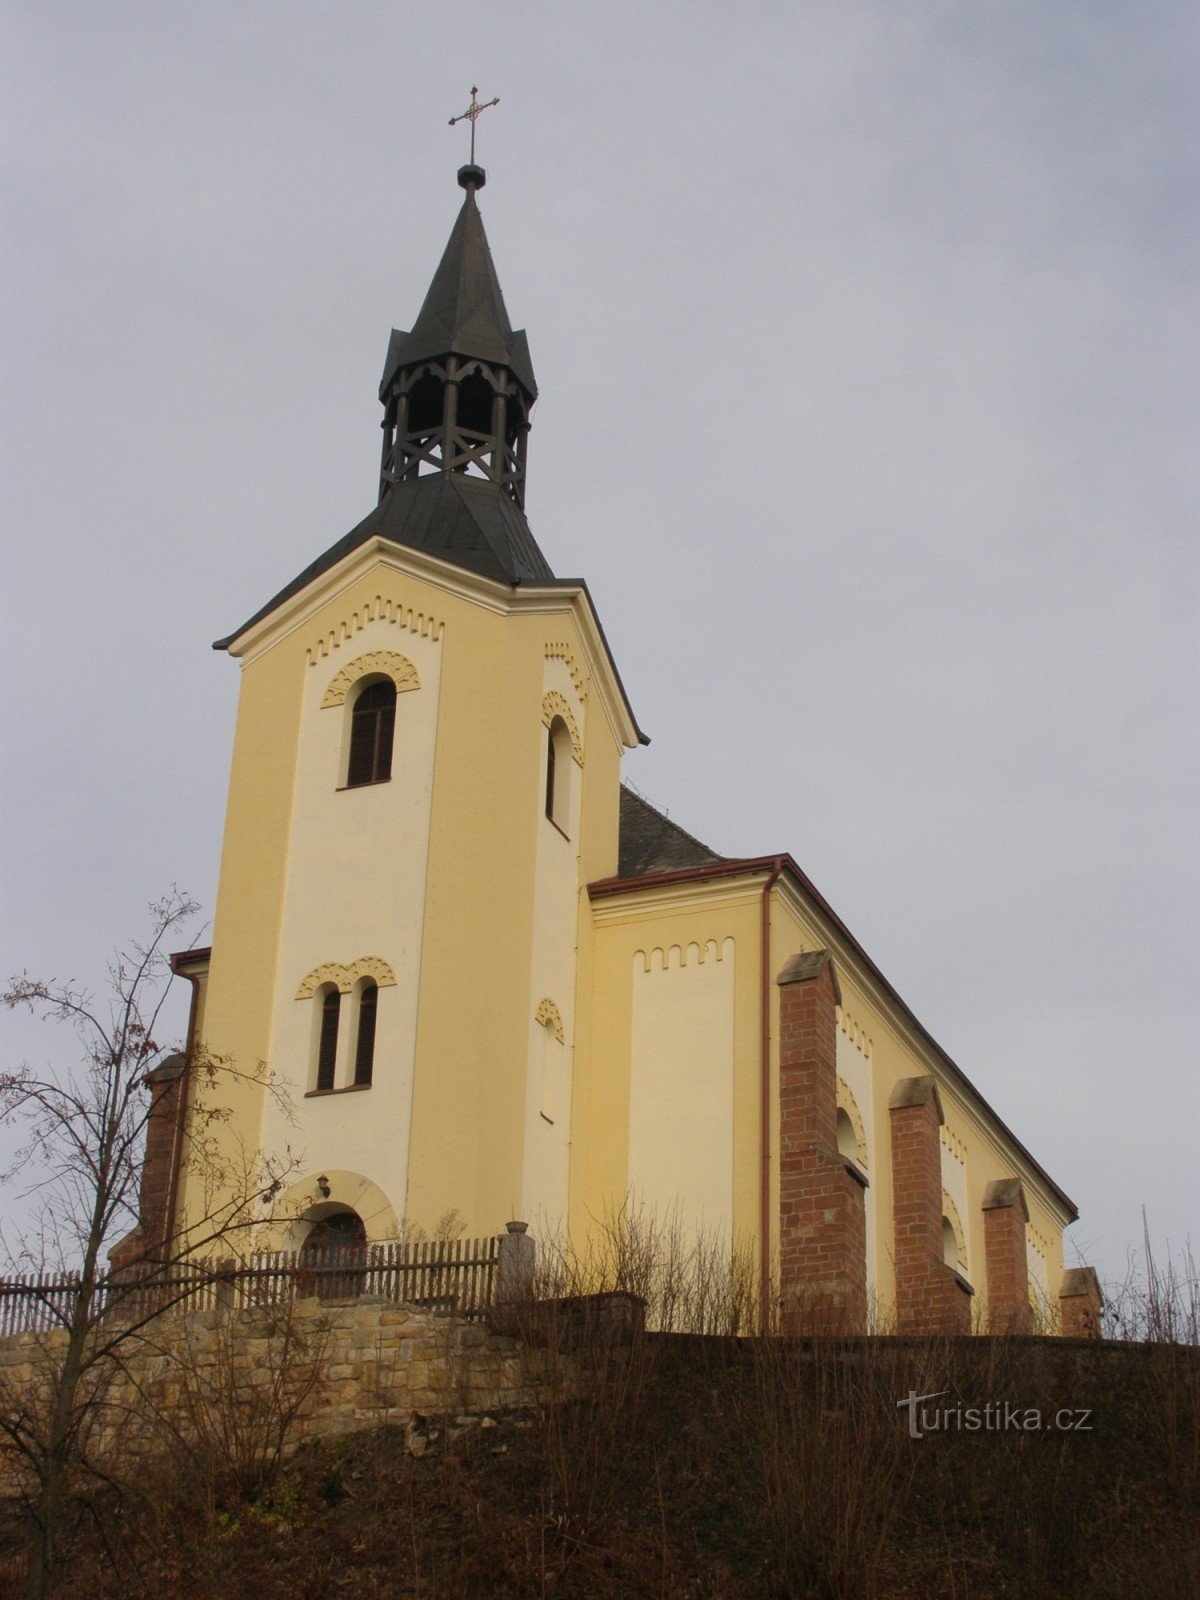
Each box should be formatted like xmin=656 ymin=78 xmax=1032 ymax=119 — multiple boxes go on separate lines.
xmin=835 ymin=1005 xmax=873 ymax=1058
xmin=349 ymin=955 xmax=398 ymax=990
xmin=534 ymin=997 xmax=565 ymax=1044
xmin=295 ymin=956 xmax=397 ymax=1000
xmin=635 ymin=938 xmax=731 ymax=974
xmin=836 ymin=1077 xmax=869 ymax=1169
xmin=541 ymin=691 xmax=583 ymax=764
xmin=545 ymin=642 xmax=587 ymax=701
xmin=940 ymin=1123 xmax=968 ymax=1166
xmin=941 ymin=1190 xmax=968 ymax=1269
xmin=321 ymin=651 xmax=420 ymax=708
xmin=305 ymin=595 xmax=444 ymax=666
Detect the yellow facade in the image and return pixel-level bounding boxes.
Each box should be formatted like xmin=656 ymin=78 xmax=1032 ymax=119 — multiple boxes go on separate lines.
xmin=169 ymin=170 xmax=1079 ymax=1336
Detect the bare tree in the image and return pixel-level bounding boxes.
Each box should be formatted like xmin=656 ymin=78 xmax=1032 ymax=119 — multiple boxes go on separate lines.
xmin=0 ymin=892 xmax=296 ymax=1599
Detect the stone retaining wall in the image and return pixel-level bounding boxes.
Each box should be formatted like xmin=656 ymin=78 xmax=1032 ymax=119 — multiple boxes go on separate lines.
xmin=0 ymin=1294 xmax=558 ymax=1493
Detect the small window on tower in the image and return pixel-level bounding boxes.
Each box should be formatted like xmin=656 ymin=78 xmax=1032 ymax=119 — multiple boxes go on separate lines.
xmin=942 ymin=1216 xmax=960 ymax=1270
xmin=353 ymin=981 xmax=378 ymax=1086
xmin=314 ymin=986 xmax=341 ymax=1092
xmin=545 ymin=717 xmax=572 ymax=835
xmin=346 ymin=680 xmax=396 ymax=788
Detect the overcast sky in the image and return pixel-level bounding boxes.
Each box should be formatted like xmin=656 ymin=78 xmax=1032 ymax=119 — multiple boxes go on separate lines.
xmin=2 ymin=2 xmax=1196 ymax=1284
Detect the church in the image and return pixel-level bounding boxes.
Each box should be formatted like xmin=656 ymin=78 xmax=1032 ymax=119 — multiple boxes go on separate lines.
xmin=130 ymin=154 xmax=1101 ymax=1338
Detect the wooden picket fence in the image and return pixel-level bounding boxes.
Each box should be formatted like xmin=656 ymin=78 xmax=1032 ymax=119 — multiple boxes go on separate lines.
xmin=0 ymin=1235 xmax=503 ymax=1338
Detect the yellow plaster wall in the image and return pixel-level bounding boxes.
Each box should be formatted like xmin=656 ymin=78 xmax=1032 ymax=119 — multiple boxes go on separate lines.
xmin=187 ymin=536 xmax=1074 ymax=1321
xmin=176 ymin=630 xmax=303 ymax=1237
xmin=575 ymin=888 xmax=761 ymax=1250
xmin=255 ymin=606 xmax=443 ymax=1236
xmin=188 ymin=546 xmax=632 ymax=1247
xmin=402 ymin=599 xmax=626 ymax=1236
xmin=628 ymin=938 xmax=737 ymax=1238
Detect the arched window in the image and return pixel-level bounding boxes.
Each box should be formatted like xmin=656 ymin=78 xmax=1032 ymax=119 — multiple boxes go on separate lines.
xmin=456 ymin=368 xmax=494 ymax=438
xmin=315 ymin=986 xmax=341 ymax=1092
xmin=545 ymin=716 xmax=572 ymax=834
xmin=406 ymin=369 xmax=444 ymax=436
xmin=302 ymin=1209 xmax=366 ymax=1257
xmin=353 ymin=981 xmax=378 ymax=1086
xmin=942 ymin=1216 xmax=960 ymax=1270
xmin=346 ymin=680 xmax=396 ymax=788
xmin=836 ymin=1108 xmax=858 ymax=1165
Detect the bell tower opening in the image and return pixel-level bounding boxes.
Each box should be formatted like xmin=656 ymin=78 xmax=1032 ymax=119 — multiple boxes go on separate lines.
xmin=376 ymin=162 xmax=539 ymax=515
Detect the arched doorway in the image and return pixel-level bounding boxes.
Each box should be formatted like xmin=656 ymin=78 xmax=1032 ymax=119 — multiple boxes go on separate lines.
xmin=299 ymin=1208 xmax=367 ymax=1300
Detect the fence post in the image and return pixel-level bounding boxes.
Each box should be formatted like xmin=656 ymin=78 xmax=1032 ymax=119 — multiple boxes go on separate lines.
xmin=496 ymin=1221 xmax=535 ymax=1302
xmin=215 ymin=1256 xmax=238 ymax=1311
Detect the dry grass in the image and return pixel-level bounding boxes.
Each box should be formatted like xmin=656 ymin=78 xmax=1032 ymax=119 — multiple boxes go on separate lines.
xmin=2 ymin=1216 xmax=1197 ymax=1599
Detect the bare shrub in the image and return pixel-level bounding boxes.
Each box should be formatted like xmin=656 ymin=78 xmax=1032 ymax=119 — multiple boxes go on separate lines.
xmin=515 ymin=1202 xmax=759 ymax=1579
xmin=0 ymin=892 xmax=299 ymax=1598
xmin=533 ymin=1197 xmax=761 ymax=1336
xmin=741 ymin=1325 xmax=912 ymax=1600
xmin=144 ymin=1301 xmax=331 ymax=1507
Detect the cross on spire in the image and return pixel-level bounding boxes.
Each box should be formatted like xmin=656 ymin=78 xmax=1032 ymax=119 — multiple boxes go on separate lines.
xmin=449 ymin=86 xmax=500 ymax=167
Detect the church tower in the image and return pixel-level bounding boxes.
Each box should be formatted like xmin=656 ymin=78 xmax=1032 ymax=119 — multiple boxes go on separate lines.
xmin=150 ymin=152 xmax=1084 ymax=1341
xmin=177 ymin=162 xmax=643 ymax=1251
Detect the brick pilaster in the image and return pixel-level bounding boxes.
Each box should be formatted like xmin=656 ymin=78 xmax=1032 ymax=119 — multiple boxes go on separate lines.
xmin=981 ymin=1177 xmax=1031 ymax=1333
xmin=110 ymin=1052 xmax=187 ymax=1270
xmin=776 ymin=951 xmax=867 ymax=1332
xmin=888 ymin=1077 xmax=971 ymax=1335
xmin=1060 ymin=1266 xmax=1103 ymax=1338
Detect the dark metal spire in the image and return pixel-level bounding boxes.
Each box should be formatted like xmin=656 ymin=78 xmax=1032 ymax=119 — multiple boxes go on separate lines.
xmin=376 ymin=154 xmax=538 ymax=521
xmin=387 ymin=180 xmax=534 ymax=391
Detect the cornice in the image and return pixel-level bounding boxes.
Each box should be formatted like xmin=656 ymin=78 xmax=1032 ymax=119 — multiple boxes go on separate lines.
xmin=227 ymin=539 xmax=640 ymax=750
xmin=589 ymin=873 xmax=763 ymax=924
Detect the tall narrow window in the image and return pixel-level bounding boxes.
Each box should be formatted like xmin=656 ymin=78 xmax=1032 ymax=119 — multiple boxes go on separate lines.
xmin=346 ymin=680 xmax=396 ymax=788
xmin=316 ymin=987 xmax=341 ymax=1091
xmin=353 ymin=982 xmax=378 ymax=1086
xmin=544 ymin=724 xmax=557 ymax=820
xmin=544 ymin=716 xmax=571 ymax=834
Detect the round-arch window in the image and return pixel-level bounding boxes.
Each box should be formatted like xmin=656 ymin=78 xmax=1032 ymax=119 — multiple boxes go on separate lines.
xmin=545 ymin=717 xmax=572 ymax=832
xmin=315 ymin=986 xmax=341 ymax=1092
xmin=353 ymin=981 xmax=378 ymax=1086
xmin=347 ymin=680 xmax=396 ymax=788
xmin=836 ymin=1108 xmax=859 ymax=1165
xmin=942 ymin=1217 xmax=959 ymax=1269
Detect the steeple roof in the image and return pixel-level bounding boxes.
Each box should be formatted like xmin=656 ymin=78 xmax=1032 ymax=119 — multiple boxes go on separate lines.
xmin=216 ymin=167 xmax=557 ymax=650
xmin=379 ymin=176 xmax=537 ymax=402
